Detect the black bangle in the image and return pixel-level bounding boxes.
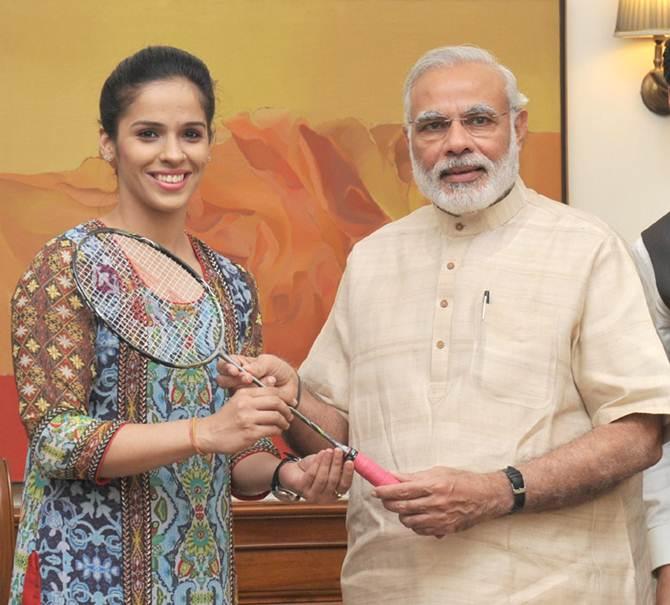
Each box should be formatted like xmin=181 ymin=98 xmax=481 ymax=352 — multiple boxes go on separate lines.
xmin=294 ymin=372 xmax=302 ymax=410
xmin=502 ymin=466 xmax=526 ymax=513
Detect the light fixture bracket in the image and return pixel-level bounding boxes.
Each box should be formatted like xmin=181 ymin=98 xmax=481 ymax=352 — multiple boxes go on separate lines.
xmin=640 ymin=37 xmax=670 ymax=115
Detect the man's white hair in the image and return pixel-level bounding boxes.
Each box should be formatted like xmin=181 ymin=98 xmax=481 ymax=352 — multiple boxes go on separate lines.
xmin=403 ymin=45 xmax=529 ymax=123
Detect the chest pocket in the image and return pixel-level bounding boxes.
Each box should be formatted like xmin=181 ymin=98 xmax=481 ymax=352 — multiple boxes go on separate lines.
xmin=472 ymin=295 xmax=558 ymax=409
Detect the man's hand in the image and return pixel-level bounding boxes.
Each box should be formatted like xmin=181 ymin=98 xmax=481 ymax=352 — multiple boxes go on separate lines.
xmin=373 ymin=466 xmax=513 ymax=537
xmin=218 ymin=354 xmax=350 ymax=456
xmin=280 ymin=448 xmax=355 ymax=503
xmin=216 ymin=354 xmax=298 ymax=405
xmin=657 ymin=565 xmax=670 ymax=605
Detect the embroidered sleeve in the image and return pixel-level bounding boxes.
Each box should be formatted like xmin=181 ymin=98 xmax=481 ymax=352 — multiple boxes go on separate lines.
xmin=230 ymin=438 xmax=280 ymax=500
xmin=202 ymin=244 xmax=279 ymax=494
xmin=11 ymin=235 xmax=123 ymax=481
xmin=236 ymin=266 xmax=263 ymax=357
xmin=227 ymin=261 xmax=278 ymax=495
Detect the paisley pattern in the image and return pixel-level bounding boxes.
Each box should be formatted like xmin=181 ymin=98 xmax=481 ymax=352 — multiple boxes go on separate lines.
xmin=10 ymin=221 xmax=277 ymax=604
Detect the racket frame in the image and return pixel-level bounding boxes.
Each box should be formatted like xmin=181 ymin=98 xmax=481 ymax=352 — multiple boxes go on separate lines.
xmin=71 ymin=227 xmax=225 ymax=369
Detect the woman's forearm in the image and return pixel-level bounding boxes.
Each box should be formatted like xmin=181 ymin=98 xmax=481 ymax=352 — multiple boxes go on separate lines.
xmin=98 ymin=420 xmax=196 ymax=479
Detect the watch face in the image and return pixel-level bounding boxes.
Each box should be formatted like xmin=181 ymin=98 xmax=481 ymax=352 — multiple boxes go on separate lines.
xmin=272 ymin=487 xmax=301 ymax=503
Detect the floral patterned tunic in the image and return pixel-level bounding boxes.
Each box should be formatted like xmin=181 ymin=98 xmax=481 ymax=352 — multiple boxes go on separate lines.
xmin=10 ymin=221 xmax=277 ymax=605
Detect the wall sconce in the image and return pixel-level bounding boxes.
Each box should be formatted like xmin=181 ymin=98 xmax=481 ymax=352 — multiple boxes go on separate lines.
xmin=615 ymin=0 xmax=670 ymax=115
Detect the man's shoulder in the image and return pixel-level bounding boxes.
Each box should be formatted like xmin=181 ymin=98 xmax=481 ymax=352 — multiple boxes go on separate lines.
xmin=638 ymin=211 xmax=670 ymax=310
xmin=352 ymin=204 xmax=435 ymax=250
xmin=522 ymin=186 xmax=619 ymax=242
xmin=641 ymin=210 xmax=670 ymax=252
xmin=646 ymin=210 xmax=670 ymax=230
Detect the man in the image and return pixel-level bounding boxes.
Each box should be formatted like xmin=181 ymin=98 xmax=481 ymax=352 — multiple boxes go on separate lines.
xmin=630 ymin=40 xmax=670 ymax=605
xmin=634 ymin=210 xmax=670 ymax=605
xmin=220 ymin=46 xmax=670 ymax=603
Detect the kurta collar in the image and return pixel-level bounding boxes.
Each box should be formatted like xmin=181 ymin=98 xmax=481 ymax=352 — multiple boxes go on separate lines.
xmin=432 ymin=179 xmax=527 ymax=237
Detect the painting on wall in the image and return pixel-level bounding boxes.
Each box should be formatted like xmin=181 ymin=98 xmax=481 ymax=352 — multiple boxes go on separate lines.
xmin=0 ymin=0 xmax=565 ymax=479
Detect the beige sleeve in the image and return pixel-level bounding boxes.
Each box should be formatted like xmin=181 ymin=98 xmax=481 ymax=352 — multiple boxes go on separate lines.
xmin=572 ymin=234 xmax=670 ymax=426
xmin=299 ymin=256 xmax=353 ymax=418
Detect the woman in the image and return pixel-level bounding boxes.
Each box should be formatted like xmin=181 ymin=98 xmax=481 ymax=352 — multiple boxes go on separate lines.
xmin=10 ymin=46 xmax=352 ymax=604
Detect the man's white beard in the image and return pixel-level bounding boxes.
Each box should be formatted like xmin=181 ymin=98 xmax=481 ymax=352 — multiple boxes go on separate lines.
xmin=410 ymin=134 xmax=520 ymax=215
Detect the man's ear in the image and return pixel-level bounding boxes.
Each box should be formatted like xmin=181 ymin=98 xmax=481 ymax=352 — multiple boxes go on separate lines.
xmin=514 ymin=110 xmax=529 ymax=148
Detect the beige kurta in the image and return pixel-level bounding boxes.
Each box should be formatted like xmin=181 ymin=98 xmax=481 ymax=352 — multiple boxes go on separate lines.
xmin=300 ymin=181 xmax=670 ymax=604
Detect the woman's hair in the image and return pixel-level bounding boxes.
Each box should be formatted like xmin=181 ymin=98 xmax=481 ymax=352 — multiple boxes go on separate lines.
xmin=664 ymin=40 xmax=670 ymax=84
xmin=99 ymin=45 xmax=215 ymax=140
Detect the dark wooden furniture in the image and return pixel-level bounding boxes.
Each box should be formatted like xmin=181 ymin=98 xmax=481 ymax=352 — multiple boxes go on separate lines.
xmin=1 ymin=460 xmax=16 ymax=605
xmin=234 ymin=500 xmax=347 ymax=604
xmin=6 ymin=488 xmax=347 ymax=604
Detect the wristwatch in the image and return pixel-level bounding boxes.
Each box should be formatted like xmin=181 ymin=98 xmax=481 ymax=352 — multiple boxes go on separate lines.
xmin=271 ymin=454 xmax=302 ymax=502
xmin=502 ymin=465 xmax=526 ymax=513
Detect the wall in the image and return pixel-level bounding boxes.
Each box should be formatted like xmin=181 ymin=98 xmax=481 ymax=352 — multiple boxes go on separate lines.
xmin=567 ymin=0 xmax=669 ymax=243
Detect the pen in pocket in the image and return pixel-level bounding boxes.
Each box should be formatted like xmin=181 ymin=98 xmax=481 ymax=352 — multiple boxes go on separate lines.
xmin=481 ymin=290 xmax=490 ymax=320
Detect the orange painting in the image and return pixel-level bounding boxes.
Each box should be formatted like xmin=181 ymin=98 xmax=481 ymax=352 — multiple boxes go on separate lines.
xmin=0 ymin=1 xmax=564 ymax=479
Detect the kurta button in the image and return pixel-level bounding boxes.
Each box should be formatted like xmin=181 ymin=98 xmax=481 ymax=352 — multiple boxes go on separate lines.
xmin=455 ymin=222 xmax=464 ymax=231
xmin=436 ymin=340 xmax=445 ymax=349
xmin=446 ymin=262 xmax=455 ymax=270
xmin=440 ymin=299 xmax=448 ymax=308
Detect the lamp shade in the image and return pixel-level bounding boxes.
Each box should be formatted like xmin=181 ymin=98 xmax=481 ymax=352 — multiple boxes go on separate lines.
xmin=615 ymin=0 xmax=670 ymax=37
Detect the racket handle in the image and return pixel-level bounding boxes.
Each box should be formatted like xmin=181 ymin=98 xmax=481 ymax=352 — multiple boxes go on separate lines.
xmin=353 ymin=452 xmax=400 ymax=486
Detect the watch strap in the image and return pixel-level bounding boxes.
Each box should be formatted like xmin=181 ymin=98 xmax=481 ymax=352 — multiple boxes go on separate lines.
xmin=502 ymin=465 xmax=526 ymax=513
xmin=271 ymin=454 xmax=301 ymax=501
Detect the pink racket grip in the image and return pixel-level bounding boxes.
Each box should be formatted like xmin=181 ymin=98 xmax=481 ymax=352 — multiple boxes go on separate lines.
xmin=353 ymin=452 xmax=400 ymax=486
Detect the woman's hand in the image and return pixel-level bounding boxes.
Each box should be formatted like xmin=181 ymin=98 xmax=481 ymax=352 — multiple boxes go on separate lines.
xmin=198 ymin=386 xmax=293 ymax=455
xmin=280 ymin=448 xmax=355 ymax=504
xmin=216 ymin=354 xmax=299 ymax=406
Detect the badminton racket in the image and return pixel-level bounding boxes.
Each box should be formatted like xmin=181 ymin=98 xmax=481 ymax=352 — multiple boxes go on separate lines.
xmin=220 ymin=355 xmax=399 ymax=486
xmin=71 ymin=227 xmax=398 ymax=487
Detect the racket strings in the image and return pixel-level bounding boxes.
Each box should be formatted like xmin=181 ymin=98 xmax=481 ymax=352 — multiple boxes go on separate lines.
xmin=73 ymin=231 xmax=224 ymax=367
xmin=118 ymin=236 xmax=205 ymax=303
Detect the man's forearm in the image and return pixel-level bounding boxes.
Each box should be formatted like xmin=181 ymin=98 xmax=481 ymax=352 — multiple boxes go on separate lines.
xmin=655 ymin=564 xmax=670 ymax=605
xmin=517 ymin=413 xmax=662 ymax=513
xmin=284 ymin=387 xmax=350 ymax=455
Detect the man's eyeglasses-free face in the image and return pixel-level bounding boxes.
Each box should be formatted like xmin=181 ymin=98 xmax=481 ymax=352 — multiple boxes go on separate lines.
xmin=408 ymin=110 xmax=511 ymax=142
